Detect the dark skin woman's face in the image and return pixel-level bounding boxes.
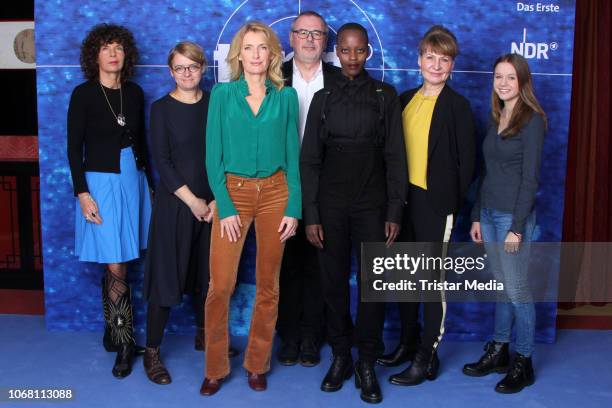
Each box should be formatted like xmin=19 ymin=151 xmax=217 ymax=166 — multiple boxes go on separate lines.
xmin=336 ymin=29 xmax=369 ymax=79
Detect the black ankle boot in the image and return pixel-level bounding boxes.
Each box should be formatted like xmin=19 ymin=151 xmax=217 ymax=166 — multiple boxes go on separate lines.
xmin=321 ymin=354 xmax=353 ymax=392
xmin=388 ymin=347 xmax=439 ymax=386
xmin=463 ymin=341 xmax=510 ymax=377
xmin=495 ymin=354 xmax=535 ymax=394
xmin=277 ymin=340 xmax=300 ymax=366
xmin=299 ymin=337 xmax=320 ymax=367
xmin=376 ymin=343 xmax=418 ymax=367
xmin=354 ymin=360 xmax=382 ymax=404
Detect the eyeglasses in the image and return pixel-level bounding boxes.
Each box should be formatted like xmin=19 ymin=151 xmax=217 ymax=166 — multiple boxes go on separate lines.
xmin=173 ymin=64 xmax=202 ymax=74
xmin=292 ymin=29 xmax=326 ymax=40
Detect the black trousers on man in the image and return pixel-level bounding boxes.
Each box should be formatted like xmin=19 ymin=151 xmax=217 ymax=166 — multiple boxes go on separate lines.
xmin=276 ymin=223 xmax=325 ymax=344
xmin=317 ymin=145 xmax=387 ymax=363
xmin=397 ymin=184 xmax=453 ymax=352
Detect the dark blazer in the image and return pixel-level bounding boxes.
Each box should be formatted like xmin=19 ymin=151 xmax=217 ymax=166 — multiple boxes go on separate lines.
xmin=282 ymin=59 xmax=340 ymax=87
xmin=400 ymin=84 xmax=476 ymax=216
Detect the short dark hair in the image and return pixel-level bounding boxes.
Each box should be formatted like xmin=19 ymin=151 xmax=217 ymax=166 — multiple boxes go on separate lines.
xmin=79 ymin=23 xmax=139 ymax=81
xmin=291 ymin=10 xmax=328 ymax=33
xmin=336 ymin=22 xmax=369 ymax=45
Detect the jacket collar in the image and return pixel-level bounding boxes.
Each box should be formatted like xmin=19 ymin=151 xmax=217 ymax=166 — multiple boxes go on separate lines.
xmin=336 ymin=69 xmax=370 ymax=89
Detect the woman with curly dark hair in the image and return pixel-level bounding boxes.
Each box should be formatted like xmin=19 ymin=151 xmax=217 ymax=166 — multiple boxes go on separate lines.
xmin=67 ymin=23 xmax=153 ymax=379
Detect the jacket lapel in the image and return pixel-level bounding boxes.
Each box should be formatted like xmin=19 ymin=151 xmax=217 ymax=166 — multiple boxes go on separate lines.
xmin=427 ymin=85 xmax=451 ymax=158
xmin=282 ymin=60 xmax=293 ymax=87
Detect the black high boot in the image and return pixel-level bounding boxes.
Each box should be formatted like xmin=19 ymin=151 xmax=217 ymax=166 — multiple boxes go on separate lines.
xmin=388 ymin=346 xmax=439 ymax=386
xmin=104 ymin=271 xmax=138 ymax=379
xmin=102 ymin=276 xmax=145 ymax=356
xmin=463 ymin=341 xmax=510 ymax=377
xmin=495 ymin=354 xmax=535 ymax=394
xmin=102 ymin=276 xmax=118 ymax=352
xmin=354 ymin=360 xmax=382 ymax=404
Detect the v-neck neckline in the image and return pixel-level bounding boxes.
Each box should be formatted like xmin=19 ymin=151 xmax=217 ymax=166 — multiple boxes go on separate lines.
xmin=237 ymin=75 xmax=274 ymax=118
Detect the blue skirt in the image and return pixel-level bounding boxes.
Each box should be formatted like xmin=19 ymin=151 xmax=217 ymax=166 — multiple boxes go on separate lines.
xmin=75 ymin=147 xmax=152 ymax=263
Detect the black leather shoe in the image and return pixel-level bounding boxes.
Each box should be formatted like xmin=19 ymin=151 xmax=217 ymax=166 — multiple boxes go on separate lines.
xmin=376 ymin=343 xmax=417 ymax=367
xmin=495 ymin=354 xmax=535 ymax=394
xmin=112 ymin=343 xmax=135 ymax=378
xmin=321 ymin=354 xmax=353 ymax=392
xmin=463 ymin=341 xmax=509 ymax=377
xmin=388 ymin=347 xmax=439 ymax=386
xmin=299 ymin=337 xmax=320 ymax=367
xmin=277 ymin=340 xmax=300 ymax=366
xmin=354 ymin=360 xmax=382 ymax=404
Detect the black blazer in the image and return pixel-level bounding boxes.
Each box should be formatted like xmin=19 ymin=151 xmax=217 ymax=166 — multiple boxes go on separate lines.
xmin=282 ymin=59 xmax=340 ymax=87
xmin=400 ymin=84 xmax=476 ymax=216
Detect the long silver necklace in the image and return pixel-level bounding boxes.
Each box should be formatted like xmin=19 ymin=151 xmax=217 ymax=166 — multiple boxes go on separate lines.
xmin=99 ymin=81 xmax=126 ymax=126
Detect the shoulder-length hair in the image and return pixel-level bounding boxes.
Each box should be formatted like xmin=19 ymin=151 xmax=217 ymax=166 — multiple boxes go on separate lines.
xmin=80 ymin=23 xmax=138 ymax=81
xmin=226 ymin=21 xmax=284 ymax=89
xmin=492 ymin=53 xmax=547 ymax=138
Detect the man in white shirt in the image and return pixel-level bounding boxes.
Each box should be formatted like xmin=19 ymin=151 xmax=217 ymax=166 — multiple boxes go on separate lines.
xmin=277 ymin=10 xmax=339 ymax=367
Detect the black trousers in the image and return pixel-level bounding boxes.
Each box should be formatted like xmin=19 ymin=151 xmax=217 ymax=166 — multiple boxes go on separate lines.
xmin=397 ymin=184 xmax=452 ymax=352
xmin=276 ymin=223 xmax=324 ymax=343
xmin=317 ymin=145 xmax=387 ymax=363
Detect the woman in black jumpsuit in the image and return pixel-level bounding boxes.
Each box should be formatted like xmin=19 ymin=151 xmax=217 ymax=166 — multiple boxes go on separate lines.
xmin=300 ymin=23 xmax=408 ymax=404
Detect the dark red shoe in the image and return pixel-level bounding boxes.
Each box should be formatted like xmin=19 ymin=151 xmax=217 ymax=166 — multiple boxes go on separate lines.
xmin=199 ymin=377 xmax=223 ymax=396
xmin=246 ymin=371 xmax=267 ymax=391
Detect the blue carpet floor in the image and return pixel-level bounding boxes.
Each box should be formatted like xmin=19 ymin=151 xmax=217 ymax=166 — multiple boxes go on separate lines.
xmin=0 ymin=315 xmax=611 ymax=408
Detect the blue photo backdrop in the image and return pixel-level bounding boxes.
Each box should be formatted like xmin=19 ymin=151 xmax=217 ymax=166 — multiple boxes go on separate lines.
xmin=35 ymin=0 xmax=575 ymax=343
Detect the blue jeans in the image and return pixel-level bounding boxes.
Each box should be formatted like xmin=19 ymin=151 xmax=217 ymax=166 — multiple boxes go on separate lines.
xmin=480 ymin=208 xmax=536 ymax=357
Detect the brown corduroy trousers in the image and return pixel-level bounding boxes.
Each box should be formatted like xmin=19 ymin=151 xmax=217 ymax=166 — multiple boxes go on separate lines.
xmin=205 ymin=171 xmax=288 ymax=379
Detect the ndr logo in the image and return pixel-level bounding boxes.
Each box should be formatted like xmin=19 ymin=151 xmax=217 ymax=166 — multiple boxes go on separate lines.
xmin=511 ymin=28 xmax=558 ymax=60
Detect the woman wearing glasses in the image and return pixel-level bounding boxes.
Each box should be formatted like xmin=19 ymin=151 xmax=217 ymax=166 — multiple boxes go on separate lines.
xmin=143 ymin=41 xmax=238 ymax=385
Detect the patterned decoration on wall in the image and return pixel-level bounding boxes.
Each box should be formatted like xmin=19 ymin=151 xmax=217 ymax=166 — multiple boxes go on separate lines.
xmin=35 ymin=0 xmax=575 ymax=342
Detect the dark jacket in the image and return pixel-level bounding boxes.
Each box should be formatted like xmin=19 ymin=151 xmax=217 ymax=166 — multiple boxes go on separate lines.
xmin=400 ymin=84 xmax=476 ymax=216
xmin=282 ymin=59 xmax=340 ymax=87
xmin=67 ymin=80 xmax=152 ymax=195
xmin=301 ymin=71 xmax=408 ymax=225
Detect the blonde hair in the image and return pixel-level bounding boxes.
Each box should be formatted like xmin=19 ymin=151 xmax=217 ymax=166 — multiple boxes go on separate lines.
xmin=167 ymin=41 xmax=207 ymax=68
xmin=227 ymin=21 xmax=284 ymax=89
xmin=491 ymin=53 xmax=547 ymax=138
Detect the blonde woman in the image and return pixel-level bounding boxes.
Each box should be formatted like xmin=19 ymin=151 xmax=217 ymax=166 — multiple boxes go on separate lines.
xmin=201 ymin=21 xmax=301 ymax=395
xmin=143 ymin=41 xmax=238 ymax=386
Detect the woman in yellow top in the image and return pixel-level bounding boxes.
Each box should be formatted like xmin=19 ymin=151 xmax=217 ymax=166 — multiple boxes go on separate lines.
xmin=378 ymin=25 xmax=476 ymax=386
xmin=200 ymin=21 xmax=301 ymax=396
